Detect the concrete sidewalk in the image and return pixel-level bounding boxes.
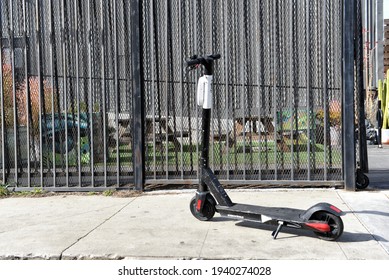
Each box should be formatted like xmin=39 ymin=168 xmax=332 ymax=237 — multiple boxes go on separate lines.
xmin=1 ymin=145 xmax=388 ymax=260
xmin=366 ymin=145 xmax=389 ymax=189
xmin=0 ymin=188 xmax=388 ymax=260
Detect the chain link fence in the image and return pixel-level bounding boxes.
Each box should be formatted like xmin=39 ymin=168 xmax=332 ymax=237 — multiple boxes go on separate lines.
xmin=1 ymin=0 xmax=361 ymax=190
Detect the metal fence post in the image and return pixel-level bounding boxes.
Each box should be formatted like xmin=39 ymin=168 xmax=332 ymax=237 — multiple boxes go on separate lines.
xmin=356 ymin=0 xmax=368 ymax=173
xmin=131 ymin=0 xmax=145 ymax=191
xmin=342 ymin=0 xmax=356 ymax=191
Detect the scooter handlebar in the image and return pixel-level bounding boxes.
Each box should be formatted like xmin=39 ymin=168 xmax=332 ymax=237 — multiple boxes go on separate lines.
xmin=186 ymin=54 xmax=221 ymax=67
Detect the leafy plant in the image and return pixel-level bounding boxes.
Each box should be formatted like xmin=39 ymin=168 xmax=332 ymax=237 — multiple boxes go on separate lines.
xmin=378 ymin=70 xmax=389 ymax=129
xmin=31 ymin=187 xmax=45 ymax=195
xmin=103 ymin=189 xmax=115 ymax=196
xmin=316 ymin=108 xmax=341 ymax=127
xmin=0 ymin=185 xmax=11 ymax=197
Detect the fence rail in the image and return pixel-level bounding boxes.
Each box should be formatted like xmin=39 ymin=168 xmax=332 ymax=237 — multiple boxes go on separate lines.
xmin=0 ymin=0 xmax=360 ymax=191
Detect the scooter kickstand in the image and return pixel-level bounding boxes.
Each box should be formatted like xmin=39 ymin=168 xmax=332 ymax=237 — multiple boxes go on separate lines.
xmin=272 ymin=221 xmax=284 ymax=239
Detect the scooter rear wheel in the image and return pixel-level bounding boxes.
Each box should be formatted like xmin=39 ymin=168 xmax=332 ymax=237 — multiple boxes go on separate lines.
xmin=190 ymin=196 xmax=216 ymax=221
xmin=310 ymin=211 xmax=344 ymax=241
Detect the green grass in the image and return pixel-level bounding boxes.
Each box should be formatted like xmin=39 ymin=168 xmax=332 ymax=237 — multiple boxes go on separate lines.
xmin=0 ymin=185 xmax=48 ymax=197
xmin=143 ymin=141 xmax=342 ymax=167
xmin=42 ymin=140 xmax=342 ymax=168
xmin=103 ymin=189 xmax=115 ymax=196
xmin=12 ymin=187 xmax=46 ymax=197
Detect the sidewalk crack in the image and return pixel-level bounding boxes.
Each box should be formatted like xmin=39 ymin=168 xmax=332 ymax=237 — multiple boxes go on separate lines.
xmin=336 ymin=191 xmax=389 ymax=257
xmin=198 ymin=224 xmax=211 ymax=259
xmin=59 ymin=198 xmax=137 ymax=259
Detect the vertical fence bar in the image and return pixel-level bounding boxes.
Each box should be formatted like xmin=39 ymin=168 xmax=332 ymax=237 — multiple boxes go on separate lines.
xmin=33 ymin=0 xmax=43 ymax=187
xmin=240 ymin=1 xmax=246 ymax=180
xmin=209 ymin=0 xmax=214 ymax=172
xmin=322 ymin=0 xmax=328 ymax=181
xmin=112 ymin=0 xmax=119 ymax=187
xmin=100 ymin=0 xmax=107 ymax=187
xmin=288 ymin=0 xmax=294 ymax=180
xmin=271 ymin=1 xmax=278 ymax=180
xmin=342 ymin=0 xmax=356 ymax=190
xmin=193 ymin=0 xmax=199 ymax=183
xmin=305 ymin=0 xmax=312 ymax=180
xmin=62 ymin=0 xmax=70 ymax=187
xmin=73 ymin=0 xmax=81 ymax=187
xmin=257 ymin=1 xmax=263 ymax=181
xmin=86 ymin=0 xmax=95 ymax=187
xmin=48 ymin=0 xmax=56 ymax=187
xmin=8 ymin=0 xmax=19 ymax=185
xmin=178 ymin=0 xmax=184 ymax=180
xmin=123 ymin=0 xmax=132 ymax=182
xmin=224 ymin=1 xmax=230 ymax=181
xmin=0 ymin=3 xmax=5 ymax=184
xmin=164 ymin=1 xmax=168 ymax=179
xmin=131 ymin=0 xmax=145 ymax=190
xmin=149 ymin=0 xmax=157 ymax=180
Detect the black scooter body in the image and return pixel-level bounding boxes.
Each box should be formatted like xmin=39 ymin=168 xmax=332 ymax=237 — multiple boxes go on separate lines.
xmin=187 ymin=54 xmax=345 ymax=241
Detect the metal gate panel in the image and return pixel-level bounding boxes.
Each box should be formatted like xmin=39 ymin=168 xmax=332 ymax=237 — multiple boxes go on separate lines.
xmin=0 ymin=0 xmax=134 ymax=190
xmin=1 ymin=0 xmax=355 ymax=190
xmin=142 ymin=0 xmax=343 ymax=186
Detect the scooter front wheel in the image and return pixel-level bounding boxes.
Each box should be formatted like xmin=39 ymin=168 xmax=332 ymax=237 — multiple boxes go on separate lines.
xmin=310 ymin=211 xmax=344 ymax=241
xmin=190 ymin=196 xmax=215 ymax=221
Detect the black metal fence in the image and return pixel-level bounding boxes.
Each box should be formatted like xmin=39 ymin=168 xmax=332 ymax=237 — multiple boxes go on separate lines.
xmin=1 ymin=0 xmax=134 ymax=190
xmin=0 ymin=0 xmax=360 ymax=191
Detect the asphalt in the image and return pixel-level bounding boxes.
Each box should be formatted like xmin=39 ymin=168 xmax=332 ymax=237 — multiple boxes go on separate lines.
xmin=0 ymin=145 xmax=388 ymax=260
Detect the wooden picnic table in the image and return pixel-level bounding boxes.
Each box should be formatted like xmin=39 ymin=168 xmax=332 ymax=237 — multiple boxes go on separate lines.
xmin=108 ymin=113 xmax=184 ymax=150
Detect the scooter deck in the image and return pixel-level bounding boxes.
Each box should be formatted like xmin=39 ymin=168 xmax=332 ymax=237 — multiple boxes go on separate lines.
xmin=216 ymin=203 xmax=305 ymax=223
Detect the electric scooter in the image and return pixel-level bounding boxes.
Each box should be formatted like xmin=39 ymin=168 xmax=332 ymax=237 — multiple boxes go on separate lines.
xmin=186 ymin=54 xmax=345 ymax=241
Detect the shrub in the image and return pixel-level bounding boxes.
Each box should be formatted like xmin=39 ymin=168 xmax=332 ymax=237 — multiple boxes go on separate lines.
xmin=316 ymin=109 xmax=341 ymax=128
xmin=0 ymin=185 xmax=10 ymax=197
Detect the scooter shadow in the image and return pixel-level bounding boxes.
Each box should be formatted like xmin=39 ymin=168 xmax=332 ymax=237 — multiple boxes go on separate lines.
xmin=234 ymin=221 xmax=316 ymax=240
xmin=233 ymin=221 xmax=386 ymax=243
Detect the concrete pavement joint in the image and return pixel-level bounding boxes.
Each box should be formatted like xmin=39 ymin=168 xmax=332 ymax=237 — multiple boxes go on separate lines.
xmin=335 ymin=240 xmax=348 ymax=259
xmin=337 ymin=191 xmax=389 ymax=256
xmin=198 ymin=223 xmax=211 ymax=259
xmin=333 ymin=192 xmax=349 ymax=259
xmin=337 ymin=192 xmax=371 ymax=234
xmin=59 ymin=197 xmax=138 ymax=260
xmin=335 ymin=190 xmax=383 ymax=258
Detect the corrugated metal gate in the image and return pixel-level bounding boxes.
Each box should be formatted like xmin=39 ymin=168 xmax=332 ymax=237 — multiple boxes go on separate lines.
xmin=0 ymin=0 xmax=361 ymax=191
